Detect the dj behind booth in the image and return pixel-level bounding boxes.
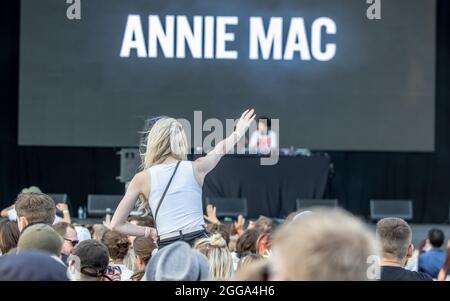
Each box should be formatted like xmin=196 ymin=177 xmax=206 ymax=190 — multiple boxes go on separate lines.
xmin=198 ymin=117 xmax=330 ymax=219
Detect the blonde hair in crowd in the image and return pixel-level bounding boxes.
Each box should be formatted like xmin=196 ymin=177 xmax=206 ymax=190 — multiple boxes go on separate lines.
xmin=141 ymin=117 xmax=189 ymax=170
xmin=272 ymin=208 xmax=380 ymax=281
xmin=194 ymin=234 xmax=234 ymax=280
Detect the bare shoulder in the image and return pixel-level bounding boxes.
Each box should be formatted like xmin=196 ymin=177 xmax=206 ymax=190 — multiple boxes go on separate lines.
xmin=133 ymin=170 xmax=149 ymax=183
xmin=130 ymin=169 xmax=150 ymax=194
xmin=133 ymin=169 xmax=150 ymax=182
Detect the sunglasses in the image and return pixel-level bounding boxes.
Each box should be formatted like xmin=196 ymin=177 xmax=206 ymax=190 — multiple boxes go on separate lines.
xmin=64 ymin=238 xmax=79 ymax=247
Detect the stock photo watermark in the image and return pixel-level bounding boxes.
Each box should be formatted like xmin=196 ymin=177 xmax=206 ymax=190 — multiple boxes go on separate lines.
xmin=145 ymin=111 xmax=280 ymax=166
xmin=366 ymin=255 xmax=381 ymax=280
xmin=66 ymin=0 xmax=81 ymax=20
xmin=367 ymin=0 xmax=382 ymax=20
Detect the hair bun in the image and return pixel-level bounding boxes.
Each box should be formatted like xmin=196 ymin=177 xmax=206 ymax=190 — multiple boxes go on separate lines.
xmin=209 ymin=234 xmax=227 ymax=248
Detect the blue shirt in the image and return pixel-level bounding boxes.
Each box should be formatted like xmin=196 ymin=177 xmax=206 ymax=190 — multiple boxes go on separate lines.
xmin=418 ymin=249 xmax=446 ymax=278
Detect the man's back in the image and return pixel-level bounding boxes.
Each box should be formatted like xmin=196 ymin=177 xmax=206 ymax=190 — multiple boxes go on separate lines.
xmin=419 ymin=249 xmax=446 ymax=278
xmin=381 ymin=266 xmax=433 ymax=281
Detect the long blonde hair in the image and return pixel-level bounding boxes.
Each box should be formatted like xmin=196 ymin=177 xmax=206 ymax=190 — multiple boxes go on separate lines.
xmin=141 ymin=117 xmax=189 ymax=169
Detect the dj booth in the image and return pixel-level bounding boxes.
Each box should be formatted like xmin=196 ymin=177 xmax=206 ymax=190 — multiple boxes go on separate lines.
xmin=201 ymin=155 xmax=331 ymax=219
xmin=116 ymin=151 xmax=331 ymax=219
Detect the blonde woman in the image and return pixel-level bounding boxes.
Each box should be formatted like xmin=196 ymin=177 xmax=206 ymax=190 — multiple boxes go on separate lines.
xmin=194 ymin=234 xmax=234 ymax=280
xmin=111 ymin=109 xmax=256 ymax=248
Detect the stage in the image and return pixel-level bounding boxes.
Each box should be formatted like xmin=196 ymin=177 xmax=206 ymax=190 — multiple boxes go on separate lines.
xmin=202 ymin=154 xmax=331 ymax=219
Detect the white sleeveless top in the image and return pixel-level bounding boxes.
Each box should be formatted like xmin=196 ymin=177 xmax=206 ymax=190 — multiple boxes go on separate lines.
xmin=148 ymin=161 xmax=204 ymax=235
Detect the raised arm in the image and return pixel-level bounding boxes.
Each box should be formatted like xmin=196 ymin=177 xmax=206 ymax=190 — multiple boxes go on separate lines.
xmin=193 ymin=109 xmax=256 ymax=185
xmin=0 ymin=205 xmax=14 ymax=218
xmin=110 ymin=171 xmax=157 ymax=239
xmin=56 ymin=203 xmax=71 ymax=224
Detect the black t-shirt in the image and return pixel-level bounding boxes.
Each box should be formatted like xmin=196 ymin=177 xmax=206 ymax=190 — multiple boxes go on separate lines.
xmin=380 ymin=266 xmax=433 ymax=281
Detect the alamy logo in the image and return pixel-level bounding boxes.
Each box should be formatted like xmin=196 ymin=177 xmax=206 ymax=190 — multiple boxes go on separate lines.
xmin=367 ymin=0 xmax=382 ymax=20
xmin=66 ymin=0 xmax=81 ymax=20
xmin=366 ymin=255 xmax=381 ymax=280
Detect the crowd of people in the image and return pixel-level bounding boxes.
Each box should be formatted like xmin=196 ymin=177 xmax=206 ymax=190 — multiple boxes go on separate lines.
xmin=0 ymin=191 xmax=449 ymax=281
xmin=0 ymin=110 xmax=449 ymax=281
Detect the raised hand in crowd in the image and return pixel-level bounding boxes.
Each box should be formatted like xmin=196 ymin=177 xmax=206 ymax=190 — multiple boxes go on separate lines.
xmin=204 ymin=204 xmax=220 ymax=225
xmin=234 ymin=215 xmax=246 ymax=235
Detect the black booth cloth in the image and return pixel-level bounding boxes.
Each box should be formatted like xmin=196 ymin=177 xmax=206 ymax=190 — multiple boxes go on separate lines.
xmin=202 ymin=155 xmax=330 ymax=218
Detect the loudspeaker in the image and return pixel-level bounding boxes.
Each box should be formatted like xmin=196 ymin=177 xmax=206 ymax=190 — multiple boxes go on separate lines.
xmin=296 ymin=199 xmax=339 ymax=210
xmin=117 ymin=148 xmax=140 ymax=183
xmin=206 ymin=197 xmax=248 ymax=218
xmin=87 ymin=194 xmax=123 ymax=217
xmin=48 ymin=193 xmax=69 ymax=204
xmin=370 ymin=200 xmax=413 ymax=221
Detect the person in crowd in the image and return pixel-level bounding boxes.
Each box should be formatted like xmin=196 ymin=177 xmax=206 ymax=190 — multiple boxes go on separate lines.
xmin=145 ymin=241 xmax=209 ymax=281
xmin=1 ymin=187 xmax=70 ymax=224
xmin=130 ymin=237 xmax=157 ymax=281
xmin=403 ymin=238 xmax=427 ymax=272
xmin=111 ymin=109 xmax=256 ymax=248
xmin=68 ymin=240 xmax=110 ymax=281
xmin=13 ymin=192 xmax=57 ymax=232
xmin=203 ymin=204 xmax=221 ymax=225
xmin=235 ymin=229 xmax=259 ymax=259
xmin=101 ymin=230 xmax=133 ymax=281
xmin=0 ymin=220 xmax=20 ymax=255
xmin=193 ymin=234 xmax=233 ymax=280
xmin=92 ymin=224 xmax=108 ymax=242
xmin=437 ymin=242 xmax=450 ymax=281
xmin=0 ymin=251 xmax=69 ymax=281
xmin=248 ymin=116 xmax=278 ymax=154
xmin=418 ymin=228 xmax=446 ymax=278
xmin=236 ymin=253 xmax=264 ymax=272
xmin=53 ymin=222 xmax=79 ymax=264
xmin=55 ymin=202 xmax=72 ymax=224
xmin=253 ymin=216 xmax=273 ymax=234
xmin=17 ymin=224 xmax=64 ymax=260
xmin=256 ymin=231 xmax=272 ymax=258
xmin=1 ymin=186 xmax=42 ymax=219
xmin=233 ymin=228 xmax=260 ymax=271
xmin=226 ymin=217 xmax=246 ymax=254
xmin=228 ymin=233 xmax=238 ymax=254
xmin=233 ymin=258 xmax=271 ymax=281
xmin=124 ymin=215 xmax=155 ymax=273
xmin=376 ymin=218 xmax=432 ymax=281
xmin=269 ymin=208 xmax=380 ymax=281
xmin=204 ymin=203 xmax=244 ymax=252
xmin=75 ymin=225 xmax=92 ymax=242
xmin=227 ymin=215 xmax=246 ymax=237
xmin=206 ymin=223 xmax=230 ymax=247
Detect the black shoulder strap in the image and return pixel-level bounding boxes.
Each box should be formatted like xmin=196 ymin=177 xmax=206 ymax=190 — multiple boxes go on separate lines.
xmin=154 ymin=160 xmax=181 ymax=222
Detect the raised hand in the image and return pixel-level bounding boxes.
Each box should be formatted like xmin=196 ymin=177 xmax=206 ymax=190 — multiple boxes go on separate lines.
xmin=235 ymin=109 xmax=256 ymax=137
xmin=103 ymin=214 xmax=112 ymax=229
xmin=204 ymin=204 xmax=220 ymax=225
xmin=234 ymin=214 xmax=246 ymax=235
xmin=56 ymin=203 xmax=68 ymax=212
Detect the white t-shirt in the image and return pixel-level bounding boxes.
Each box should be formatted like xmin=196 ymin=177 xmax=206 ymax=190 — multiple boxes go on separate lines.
xmin=110 ymin=263 xmax=134 ymax=281
xmin=148 ymin=161 xmax=204 ymax=235
xmin=249 ymin=130 xmax=278 ymax=153
xmin=7 ymin=208 xmax=62 ymax=224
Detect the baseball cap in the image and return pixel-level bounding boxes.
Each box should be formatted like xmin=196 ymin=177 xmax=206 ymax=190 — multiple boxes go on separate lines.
xmin=18 ymin=224 xmax=63 ymax=256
